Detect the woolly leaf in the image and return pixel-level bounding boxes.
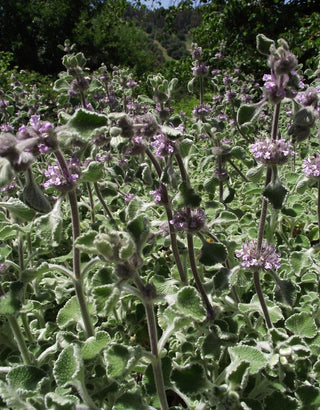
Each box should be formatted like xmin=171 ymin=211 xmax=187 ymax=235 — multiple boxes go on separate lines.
xmin=7 ymin=366 xmax=47 ymax=394
xmin=179 ymin=182 xmax=202 ymax=208
xmin=127 ymin=215 xmax=149 ymax=251
xmin=113 ymin=392 xmax=149 ymax=410
xmin=264 ymin=391 xmax=298 ymax=409
xmin=256 ymin=33 xmax=275 ymax=55
xmin=179 ymin=138 xmax=193 ymax=158
xmin=81 ymin=331 xmax=110 ymax=360
xmin=0 ymin=292 xmax=21 ymax=315
xmin=214 ymin=210 xmax=238 ymax=225
xmin=176 ymin=286 xmax=206 ymax=321
xmin=56 ymin=295 xmax=95 ymax=330
xmin=93 ymin=285 xmax=120 ymax=317
xmin=45 ymin=390 xmax=80 ymax=408
xmin=171 ymin=362 xmax=208 ymax=394
xmin=66 ymin=108 xmax=108 ymax=141
xmin=246 ymin=164 xmax=264 ymax=182
xmin=274 ymin=278 xmax=297 ymax=306
xmin=53 ymin=345 xmax=83 ymax=387
xmin=228 ymin=345 xmax=268 ymax=374
xmin=0 ymin=198 xmax=35 ymax=221
xmin=23 ymin=177 xmax=52 ymax=213
xmin=285 ymin=312 xmax=317 ymax=338
xmin=106 ymin=344 xmax=131 ymax=378
xmin=81 ymin=161 xmax=104 ymax=182
xmin=199 ymin=241 xmax=227 ymax=266
xmin=144 ymin=356 xmax=172 ymax=394
xmin=263 ymin=179 xmax=289 ymax=209
xmin=237 ymin=102 xmax=264 ymax=126
xmin=75 ymin=230 xmax=98 ymax=254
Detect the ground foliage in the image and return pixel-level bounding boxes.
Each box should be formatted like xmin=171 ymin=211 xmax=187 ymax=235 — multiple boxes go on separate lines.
xmin=1 ymin=30 xmax=320 ymax=410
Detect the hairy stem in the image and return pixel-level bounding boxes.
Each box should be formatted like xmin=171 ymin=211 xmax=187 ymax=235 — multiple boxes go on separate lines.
xmin=253 ymin=270 xmax=272 ymax=329
xmin=8 ymin=316 xmax=33 ymax=365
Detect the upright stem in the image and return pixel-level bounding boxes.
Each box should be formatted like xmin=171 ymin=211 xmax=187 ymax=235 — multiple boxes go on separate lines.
xmin=146 ymin=148 xmax=187 ymax=283
xmin=93 ymin=182 xmax=115 ymax=222
xmin=253 ymin=271 xmax=272 ymax=329
xmin=54 ymin=150 xmax=95 ymax=338
xmin=8 ymin=316 xmax=33 ymax=365
xmin=187 ymin=233 xmax=215 ymax=319
xmin=134 ymin=275 xmax=169 ymax=410
xmin=271 ymin=103 xmax=281 ymax=140
xmin=199 ymin=76 xmax=204 ymax=105
xmin=86 ymin=182 xmax=95 ymax=224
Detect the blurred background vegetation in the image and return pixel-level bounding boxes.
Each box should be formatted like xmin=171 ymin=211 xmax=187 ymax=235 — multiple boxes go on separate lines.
xmin=0 ymin=0 xmax=319 ymax=102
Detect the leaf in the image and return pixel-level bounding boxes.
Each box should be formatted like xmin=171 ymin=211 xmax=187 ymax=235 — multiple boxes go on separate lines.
xmin=144 ymin=356 xmax=172 ymax=394
xmin=7 ymin=366 xmax=47 ymax=394
xmin=263 ymin=179 xmax=289 ymax=209
xmin=256 ymin=33 xmax=275 ymax=55
xmin=176 ymin=286 xmax=206 ymax=321
xmin=56 ymin=295 xmax=95 ymax=330
xmin=0 ymin=198 xmax=35 ymax=221
xmin=285 ymin=312 xmax=317 ymax=338
xmin=34 ymin=198 xmax=63 ymax=247
xmin=171 ymin=362 xmax=208 ymax=394
xmin=53 ymin=345 xmax=83 ymax=387
xmin=81 ymin=331 xmax=110 ymax=360
xmin=105 ymin=344 xmax=131 ymax=378
xmin=274 ymin=278 xmax=297 ymax=307
xmin=0 ymin=292 xmax=21 ymax=315
xmin=199 ymin=241 xmax=228 ymax=266
xmin=237 ymin=102 xmax=265 ymax=126
xmin=81 ymin=161 xmax=104 ymax=182
xmin=45 ymin=389 xmax=80 ymax=408
xmin=127 ymin=215 xmax=149 ymax=252
xmin=238 ymin=294 xmax=283 ymax=323
xmin=65 ymin=108 xmax=108 ymax=141
xmin=246 ymin=164 xmax=264 ymax=182
xmin=179 ymin=182 xmax=202 ymax=208
xmin=214 ymin=210 xmax=238 ymax=225
xmin=228 ymin=345 xmax=268 ymax=374
xmin=93 ymin=285 xmax=120 ymax=317
xmin=23 ymin=176 xmax=52 ymax=214
xmin=113 ymin=392 xmax=149 ymax=410
xmin=75 ymin=230 xmax=98 ymax=254
xmin=179 ymin=138 xmax=193 ymax=158
xmin=264 ymin=391 xmax=298 ymax=409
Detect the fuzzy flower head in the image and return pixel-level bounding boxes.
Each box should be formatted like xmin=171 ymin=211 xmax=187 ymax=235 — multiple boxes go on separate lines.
xmin=44 ymin=158 xmax=80 ymax=192
xmin=170 ymin=208 xmax=206 ymax=232
xmin=150 ymin=183 xmax=168 ymax=205
xmin=236 ymin=240 xmax=281 ymax=271
xmin=151 ymin=134 xmax=175 ymax=158
xmin=302 ymin=154 xmax=320 ymax=179
xmin=249 ymin=137 xmax=294 ymax=165
xmin=192 ymin=104 xmax=212 ymax=120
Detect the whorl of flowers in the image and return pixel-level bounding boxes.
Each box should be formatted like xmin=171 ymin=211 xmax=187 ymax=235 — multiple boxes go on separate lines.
xmin=44 ymin=158 xmax=80 ymax=192
xmin=302 ymin=154 xmax=320 ymax=179
xmin=151 ymin=134 xmax=175 ymax=158
xmin=235 ymin=240 xmax=281 ymax=271
xmin=192 ymin=104 xmax=212 ymax=120
xmin=249 ymin=137 xmax=294 ymax=165
xmin=170 ymin=208 xmax=206 ymax=232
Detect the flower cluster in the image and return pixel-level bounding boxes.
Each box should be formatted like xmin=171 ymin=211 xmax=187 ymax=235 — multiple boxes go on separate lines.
xmin=44 ymin=159 xmax=80 ymax=191
xmin=302 ymin=154 xmax=320 ymax=179
xmin=150 ymin=183 xmax=168 ymax=205
xmin=151 ymin=134 xmax=175 ymax=158
xmin=192 ymin=104 xmax=212 ymax=120
xmin=236 ymin=240 xmax=281 ymax=271
xmin=170 ymin=208 xmax=206 ymax=232
xmin=249 ymin=137 xmax=294 ymax=165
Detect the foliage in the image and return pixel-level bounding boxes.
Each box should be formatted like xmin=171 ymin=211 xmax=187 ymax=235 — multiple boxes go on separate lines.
xmin=2 ymin=22 xmax=320 ymax=410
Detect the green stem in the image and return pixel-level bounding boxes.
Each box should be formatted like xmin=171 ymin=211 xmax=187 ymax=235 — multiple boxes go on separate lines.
xmin=8 ymin=316 xmax=33 ymax=365
xmin=187 ymin=233 xmax=215 ymax=319
xmin=93 ymin=182 xmax=115 ymax=222
xmin=134 ymin=275 xmax=169 ymax=410
xmin=86 ymin=182 xmax=95 ymax=224
xmin=54 ymin=150 xmax=95 ymax=338
xmin=253 ymin=270 xmax=272 ymax=329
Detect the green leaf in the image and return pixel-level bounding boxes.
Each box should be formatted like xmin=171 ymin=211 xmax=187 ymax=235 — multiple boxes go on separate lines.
xmin=297 ymin=385 xmax=320 ymax=408
xmin=144 ymin=356 xmax=172 ymax=394
xmin=228 ymin=345 xmax=268 ymax=374
xmin=127 ymin=215 xmax=149 ymax=252
xmin=264 ymin=391 xmax=298 ymax=409
xmin=199 ymin=241 xmax=227 ymax=266
xmin=237 ymin=102 xmax=265 ymax=126
xmin=246 ymin=164 xmax=264 ymax=182
xmin=179 ymin=138 xmax=193 ymax=158
xmin=274 ymin=278 xmax=297 ymax=307
xmin=65 ymin=108 xmax=108 ymax=141
xmin=75 ymin=230 xmax=98 ymax=254
xmin=214 ymin=210 xmax=238 ymax=225
xmin=0 ymin=224 xmax=21 ymax=241
xmin=93 ymin=285 xmax=120 ymax=317
xmin=105 ymin=344 xmax=131 ymax=378
xmin=171 ymin=362 xmax=208 ymax=394
xmin=176 ymin=286 xmax=206 ymax=321
xmin=81 ymin=331 xmax=110 ymax=360
xmin=113 ymin=392 xmax=149 ymax=410
xmin=256 ymin=33 xmax=275 ymax=55
xmin=7 ymin=366 xmax=47 ymax=394
xmin=263 ymin=179 xmax=289 ymax=209
xmin=81 ymin=161 xmax=104 ymax=182
xmin=56 ymin=295 xmax=95 ymax=330
xmin=0 ymin=198 xmax=35 ymax=221
xmin=203 ymin=176 xmax=218 ymax=194
xmin=53 ymin=345 xmax=83 ymax=387
xmin=45 ymin=389 xmax=80 ymax=409
xmin=179 ymin=182 xmax=202 ymax=208
xmin=238 ymin=294 xmax=283 ymax=323
xmin=285 ymin=312 xmax=317 ymax=338
xmin=34 ymin=198 xmax=63 ymax=247
xmin=0 ymin=292 xmax=21 ymax=315
xmin=23 ymin=176 xmax=52 ymax=214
